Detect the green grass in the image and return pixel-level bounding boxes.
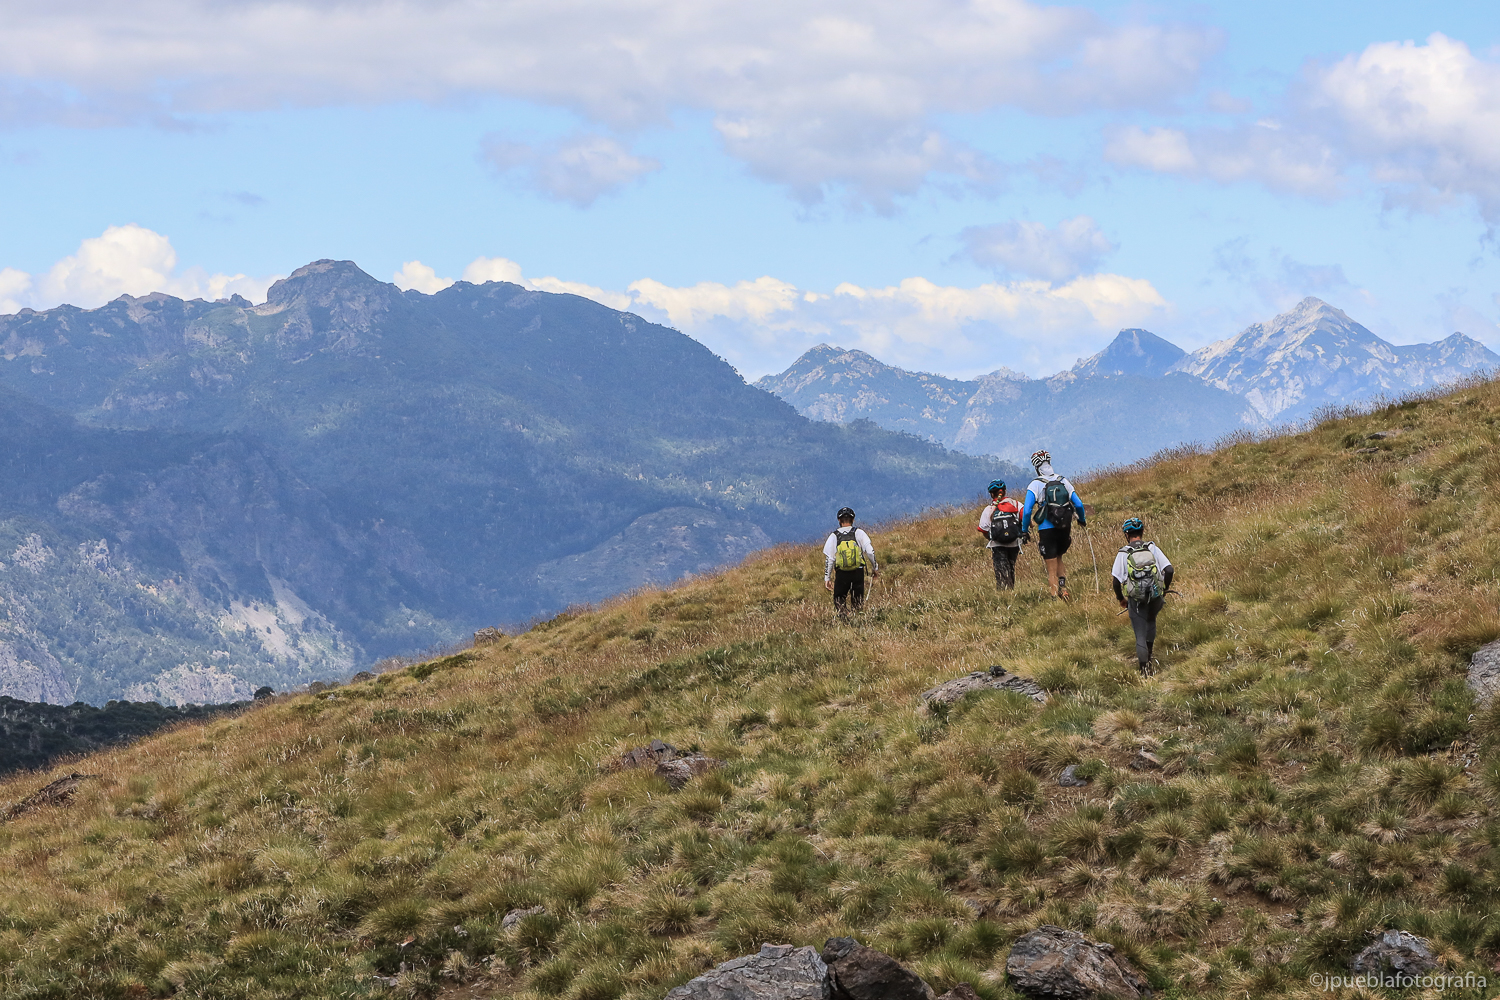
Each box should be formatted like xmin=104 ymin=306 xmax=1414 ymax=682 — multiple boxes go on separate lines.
xmin=6 ymin=380 xmax=1500 ymax=998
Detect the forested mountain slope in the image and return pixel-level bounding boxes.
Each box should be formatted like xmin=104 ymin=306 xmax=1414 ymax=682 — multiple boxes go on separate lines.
xmin=0 ymin=261 xmax=1010 ymax=700
xmin=4 ymin=376 xmax=1500 ymax=998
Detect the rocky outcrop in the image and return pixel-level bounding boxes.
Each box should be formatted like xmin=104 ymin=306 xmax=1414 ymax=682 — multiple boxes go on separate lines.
xmin=501 ymin=906 xmax=546 ymax=930
xmin=666 ymin=944 xmax=830 ymax=1000
xmin=920 ymin=666 xmax=1047 ymax=712
xmin=473 ymin=627 xmax=504 ymax=646
xmin=615 ymin=739 xmax=723 ymax=790
xmin=1350 ymin=930 xmax=1439 ymax=976
xmin=1058 ymin=765 xmax=1090 ymax=787
xmin=1005 ymin=925 xmax=1152 ymax=999
xmin=1468 ymin=640 xmax=1500 ymax=706
xmin=1 ymin=772 xmax=96 ymax=821
xmin=821 ymin=938 xmax=935 ymax=1000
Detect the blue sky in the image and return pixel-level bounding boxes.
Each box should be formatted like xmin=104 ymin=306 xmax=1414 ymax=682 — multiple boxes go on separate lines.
xmin=1 ymin=0 xmax=1498 ymax=379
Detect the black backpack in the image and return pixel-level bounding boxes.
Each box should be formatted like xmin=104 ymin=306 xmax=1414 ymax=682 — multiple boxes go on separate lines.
xmin=988 ymin=503 xmax=1021 ymax=544
xmin=1040 ymin=478 xmax=1074 ymax=528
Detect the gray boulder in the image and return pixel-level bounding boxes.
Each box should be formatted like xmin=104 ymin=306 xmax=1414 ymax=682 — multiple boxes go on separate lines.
xmin=1058 ymin=765 xmax=1090 ymax=787
xmin=500 ymin=905 xmax=546 ymax=930
xmin=1468 ymin=640 xmax=1500 ymax=706
xmin=920 ymin=666 xmax=1048 ymax=712
xmin=616 ymin=738 xmax=723 ymax=790
xmin=1006 ymin=925 xmax=1151 ymax=999
xmin=1351 ymin=930 xmax=1439 ymax=976
xmin=821 ymin=937 xmax=935 ymax=1000
xmin=666 ymin=943 xmax=830 ymax=1000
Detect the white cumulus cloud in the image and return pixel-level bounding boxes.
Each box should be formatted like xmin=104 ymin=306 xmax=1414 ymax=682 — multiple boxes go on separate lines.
xmin=484 ymin=133 xmax=661 ymax=207
xmin=1 ymin=225 xmax=276 ymax=312
xmin=0 ymin=0 xmax=1218 ymax=208
xmin=395 ymin=251 xmax=1169 ymax=377
xmin=959 ymin=216 xmax=1117 ymax=282
xmin=1106 ymin=32 xmax=1500 ymax=222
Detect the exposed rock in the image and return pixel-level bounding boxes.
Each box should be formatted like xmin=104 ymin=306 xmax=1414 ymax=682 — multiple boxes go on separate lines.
xmin=500 ymin=906 xmax=546 ymax=930
xmin=307 ymin=680 xmax=340 ymax=694
xmin=1351 ymin=930 xmax=1440 ymax=976
xmin=615 ymin=738 xmax=724 ymax=790
xmin=1005 ymin=925 xmax=1152 ymax=1000
xmin=350 ymin=671 xmax=376 ymax=683
xmin=666 ymin=943 xmax=830 ymax=1000
xmin=473 ymin=627 xmax=505 ymax=646
xmin=1468 ymin=639 xmax=1500 ymax=706
xmin=920 ymin=665 xmax=1048 ymax=712
xmin=1 ymin=772 xmax=97 ymax=821
xmin=1129 ymin=750 xmax=1162 ymax=771
xmin=935 ymin=985 xmax=980 ymax=1000
xmin=1058 ymin=765 xmax=1090 ymax=787
xmin=253 ymin=685 xmax=275 ymax=699
xmin=821 ymin=937 xmax=935 ymax=1000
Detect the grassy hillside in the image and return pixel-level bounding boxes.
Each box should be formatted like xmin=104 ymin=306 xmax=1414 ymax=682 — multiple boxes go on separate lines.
xmin=5 ymin=378 xmax=1500 ymax=999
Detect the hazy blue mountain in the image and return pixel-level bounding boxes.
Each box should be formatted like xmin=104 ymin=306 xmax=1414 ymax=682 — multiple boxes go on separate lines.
xmin=759 ymin=330 xmax=1262 ymax=471
xmin=0 ymin=261 xmax=1006 ymax=700
xmin=759 ymin=302 xmax=1498 ymax=472
xmin=1170 ymin=297 xmax=1500 ymax=421
xmin=0 ymin=385 xmax=359 ymax=703
xmin=1069 ymin=328 xmax=1185 ymax=379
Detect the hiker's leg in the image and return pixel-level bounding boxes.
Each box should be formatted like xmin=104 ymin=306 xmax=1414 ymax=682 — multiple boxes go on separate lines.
xmin=833 ymin=571 xmax=853 ymax=616
xmin=848 ymin=568 xmax=867 ymax=612
xmin=1144 ymin=596 xmax=1164 ymax=649
xmin=1128 ymin=600 xmax=1151 ymax=666
xmin=1044 ymin=556 xmax=1062 ymax=594
xmin=997 ymin=546 xmax=1017 ymax=590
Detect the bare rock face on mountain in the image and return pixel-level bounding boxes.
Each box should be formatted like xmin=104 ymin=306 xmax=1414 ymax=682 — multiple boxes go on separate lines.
xmin=1005 ymin=925 xmax=1152 ymax=1000
xmin=1169 ymin=297 xmax=1499 ymax=422
xmin=666 ymin=944 xmax=830 ymax=1000
xmin=821 ymin=937 xmax=935 ymax=1000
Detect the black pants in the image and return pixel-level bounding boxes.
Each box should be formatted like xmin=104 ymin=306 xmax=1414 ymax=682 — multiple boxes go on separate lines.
xmin=990 ymin=546 xmax=1018 ymax=590
xmin=833 ymin=568 xmax=866 ymax=616
xmin=1127 ymin=596 xmax=1165 ymax=664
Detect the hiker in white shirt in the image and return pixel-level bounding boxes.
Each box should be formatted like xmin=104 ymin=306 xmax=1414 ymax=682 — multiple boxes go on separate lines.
xmin=1111 ymin=517 xmax=1174 ymax=677
xmin=823 ymin=506 xmax=879 ymax=620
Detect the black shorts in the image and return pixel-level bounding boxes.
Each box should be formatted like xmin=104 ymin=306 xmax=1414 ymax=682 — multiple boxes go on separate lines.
xmin=1037 ymin=527 xmax=1072 ymax=559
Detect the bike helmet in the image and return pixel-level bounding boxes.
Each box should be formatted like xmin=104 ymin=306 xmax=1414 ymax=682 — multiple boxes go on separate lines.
xmin=1122 ymin=517 xmax=1144 ymax=535
xmin=988 ymin=479 xmax=1006 ymax=494
xmin=1030 ymin=449 xmax=1051 ymax=471
xmin=837 ymin=506 xmax=856 ymax=521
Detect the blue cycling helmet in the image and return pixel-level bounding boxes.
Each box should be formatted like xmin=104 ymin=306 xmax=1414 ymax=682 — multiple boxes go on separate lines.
xmin=988 ymin=479 xmax=1006 ymax=493
xmin=1122 ymin=517 xmax=1145 ymax=535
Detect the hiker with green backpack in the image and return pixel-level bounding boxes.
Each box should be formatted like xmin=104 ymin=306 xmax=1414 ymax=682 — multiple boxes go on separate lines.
xmin=1112 ymin=517 xmax=1174 ymax=677
xmin=976 ymin=479 xmax=1025 ymax=590
xmin=1021 ymin=450 xmax=1087 ymax=600
xmin=823 ymin=506 xmax=879 ymax=620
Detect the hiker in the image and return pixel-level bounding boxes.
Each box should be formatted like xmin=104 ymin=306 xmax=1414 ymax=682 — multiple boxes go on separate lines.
xmin=975 ymin=479 xmax=1024 ymax=590
xmin=1021 ymin=450 xmax=1087 ymax=599
xmin=1112 ymin=517 xmax=1174 ymax=677
xmin=823 ymin=506 xmax=879 ymax=619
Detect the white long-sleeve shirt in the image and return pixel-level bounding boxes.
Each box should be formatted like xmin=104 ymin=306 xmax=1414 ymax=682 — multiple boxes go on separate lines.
xmin=1111 ymin=542 xmax=1172 ymax=583
xmin=823 ymin=527 xmax=878 ymax=580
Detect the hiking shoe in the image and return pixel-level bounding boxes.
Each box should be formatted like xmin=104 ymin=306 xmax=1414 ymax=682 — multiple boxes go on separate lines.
xmin=1138 ymin=661 xmax=1154 ymax=678
xmin=1057 ymin=577 xmax=1071 ymax=601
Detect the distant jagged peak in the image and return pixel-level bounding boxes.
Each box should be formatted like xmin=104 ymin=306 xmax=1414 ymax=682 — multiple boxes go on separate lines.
xmin=261 ymin=259 xmax=393 ymax=312
xmin=978 ymin=366 xmax=1031 ymax=383
xmin=1071 ymin=327 xmax=1185 ymax=379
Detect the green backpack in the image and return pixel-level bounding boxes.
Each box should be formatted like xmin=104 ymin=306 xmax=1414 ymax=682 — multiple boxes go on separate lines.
xmin=833 ymin=527 xmax=866 ymax=571
xmin=1121 ymin=541 xmax=1161 ymax=602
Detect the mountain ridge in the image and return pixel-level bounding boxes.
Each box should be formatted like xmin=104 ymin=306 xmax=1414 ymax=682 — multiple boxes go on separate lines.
xmin=759 ymin=298 xmax=1498 ymax=469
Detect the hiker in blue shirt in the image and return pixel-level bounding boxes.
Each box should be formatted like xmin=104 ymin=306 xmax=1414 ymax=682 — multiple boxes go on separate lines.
xmin=1021 ymin=450 xmax=1087 ymax=600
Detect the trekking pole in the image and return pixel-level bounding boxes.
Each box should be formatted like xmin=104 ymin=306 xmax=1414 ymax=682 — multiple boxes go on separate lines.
xmin=1085 ymin=523 xmax=1100 ymax=594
